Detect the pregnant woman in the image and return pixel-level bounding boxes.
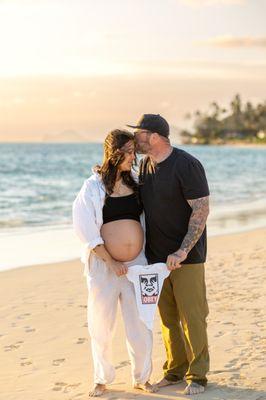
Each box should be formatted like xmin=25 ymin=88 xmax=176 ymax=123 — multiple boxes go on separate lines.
xmin=73 ymin=129 xmax=156 ymax=397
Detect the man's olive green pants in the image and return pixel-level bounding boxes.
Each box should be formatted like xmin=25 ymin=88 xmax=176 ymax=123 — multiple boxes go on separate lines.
xmin=158 ymin=263 xmax=209 ymax=387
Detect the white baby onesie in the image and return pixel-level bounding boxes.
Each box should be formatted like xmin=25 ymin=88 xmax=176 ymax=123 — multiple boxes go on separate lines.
xmin=126 ymin=263 xmax=170 ymax=331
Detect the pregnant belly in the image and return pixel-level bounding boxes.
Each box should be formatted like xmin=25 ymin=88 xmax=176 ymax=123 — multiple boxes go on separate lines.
xmin=100 ymin=219 xmax=144 ymax=262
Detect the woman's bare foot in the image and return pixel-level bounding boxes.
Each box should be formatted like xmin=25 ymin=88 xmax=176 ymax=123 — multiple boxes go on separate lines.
xmin=134 ymin=381 xmax=159 ymax=393
xmin=88 ymin=384 xmax=106 ymax=397
xmin=156 ymin=377 xmax=182 ymax=387
xmin=183 ymin=382 xmax=205 ymax=395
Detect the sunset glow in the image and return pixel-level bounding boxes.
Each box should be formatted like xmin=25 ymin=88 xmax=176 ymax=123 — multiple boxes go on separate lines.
xmin=0 ymin=0 xmax=265 ymax=141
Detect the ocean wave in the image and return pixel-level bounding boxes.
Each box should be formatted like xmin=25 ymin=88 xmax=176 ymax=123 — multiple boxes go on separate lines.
xmin=210 ymin=199 xmax=266 ymax=219
xmin=208 ymin=200 xmax=266 ymax=236
xmin=1 ymin=143 xmax=266 ymax=233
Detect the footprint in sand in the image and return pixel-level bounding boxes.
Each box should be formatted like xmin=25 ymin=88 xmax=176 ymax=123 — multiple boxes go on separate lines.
xmin=63 ymin=383 xmax=81 ymax=393
xmin=231 ymin=373 xmax=241 ymax=380
xmin=52 ymin=358 xmax=65 ymax=366
xmin=52 ymin=382 xmax=81 ymax=393
xmin=240 ymin=362 xmax=249 ymax=368
xmin=4 ymin=341 xmax=24 ymax=351
xmin=52 ymin=382 xmax=68 ymax=391
xmin=210 ymin=369 xmax=224 ymax=375
xmin=76 ymin=337 xmax=87 ymax=344
xmin=214 ymin=330 xmax=224 ymax=337
xmin=17 ymin=313 xmax=31 ymax=320
xmin=20 ymin=356 xmax=32 ymax=366
xmin=115 ymin=360 xmax=130 ymax=370
xmin=24 ymin=326 xmax=36 ymax=333
xmin=225 ymin=359 xmax=239 ymax=369
xmin=20 ymin=360 xmax=32 ymax=366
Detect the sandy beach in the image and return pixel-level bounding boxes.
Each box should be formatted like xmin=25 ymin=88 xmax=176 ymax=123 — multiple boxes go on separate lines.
xmin=0 ymin=229 xmax=265 ymax=400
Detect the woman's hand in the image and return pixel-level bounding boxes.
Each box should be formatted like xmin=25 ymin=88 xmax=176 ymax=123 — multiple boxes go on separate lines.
xmin=106 ymin=260 xmax=128 ymax=276
xmin=92 ymin=244 xmax=128 ymax=276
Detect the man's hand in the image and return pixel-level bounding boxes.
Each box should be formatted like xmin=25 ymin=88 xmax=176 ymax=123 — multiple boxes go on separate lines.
xmin=106 ymin=260 xmax=128 ymax=277
xmin=166 ymin=249 xmax=187 ymax=270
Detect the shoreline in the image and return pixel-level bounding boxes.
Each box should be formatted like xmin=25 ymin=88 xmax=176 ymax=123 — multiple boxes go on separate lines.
xmin=0 ymin=225 xmax=265 ymax=274
xmin=0 ymin=228 xmax=265 ymax=400
xmin=218 ymin=143 xmax=266 ymax=149
xmin=187 ymin=143 xmax=266 ymax=148
xmin=1 ymin=197 xmax=266 ymax=272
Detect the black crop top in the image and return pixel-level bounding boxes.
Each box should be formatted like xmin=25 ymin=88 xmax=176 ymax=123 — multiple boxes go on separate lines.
xmin=102 ymin=192 xmax=143 ymax=224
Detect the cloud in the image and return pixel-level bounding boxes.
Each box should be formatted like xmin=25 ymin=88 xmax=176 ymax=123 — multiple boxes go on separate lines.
xmin=122 ymin=59 xmax=266 ymax=80
xmin=181 ymin=0 xmax=245 ymax=5
xmin=197 ymin=35 xmax=266 ymax=48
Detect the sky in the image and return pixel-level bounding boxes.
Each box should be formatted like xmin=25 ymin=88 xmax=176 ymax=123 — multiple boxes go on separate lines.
xmin=0 ymin=0 xmax=265 ymax=141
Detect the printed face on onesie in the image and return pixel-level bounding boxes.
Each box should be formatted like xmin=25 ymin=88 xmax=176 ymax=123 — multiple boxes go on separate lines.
xmin=139 ymin=274 xmax=159 ymax=304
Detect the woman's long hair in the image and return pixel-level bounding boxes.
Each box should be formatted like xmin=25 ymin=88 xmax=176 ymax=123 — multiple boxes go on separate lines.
xmin=94 ymin=129 xmax=138 ymax=195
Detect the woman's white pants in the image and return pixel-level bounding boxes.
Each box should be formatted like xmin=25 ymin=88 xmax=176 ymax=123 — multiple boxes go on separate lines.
xmin=86 ymin=251 xmax=153 ymax=385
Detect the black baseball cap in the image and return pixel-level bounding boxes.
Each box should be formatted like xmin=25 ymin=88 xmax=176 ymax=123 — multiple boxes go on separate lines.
xmin=127 ymin=114 xmax=169 ymax=137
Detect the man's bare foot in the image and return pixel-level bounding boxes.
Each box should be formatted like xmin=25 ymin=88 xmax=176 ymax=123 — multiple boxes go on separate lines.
xmin=88 ymin=383 xmax=106 ymax=397
xmin=134 ymin=381 xmax=159 ymax=393
xmin=183 ymin=382 xmax=205 ymax=395
xmin=156 ymin=377 xmax=183 ymax=387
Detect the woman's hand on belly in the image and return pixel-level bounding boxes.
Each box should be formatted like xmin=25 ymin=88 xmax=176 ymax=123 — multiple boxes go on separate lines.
xmin=92 ymin=244 xmax=128 ymax=276
xmin=106 ymin=259 xmax=128 ymax=277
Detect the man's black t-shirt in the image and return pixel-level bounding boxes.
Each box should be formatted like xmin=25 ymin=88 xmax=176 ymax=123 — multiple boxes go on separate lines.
xmin=139 ymin=147 xmax=210 ymax=264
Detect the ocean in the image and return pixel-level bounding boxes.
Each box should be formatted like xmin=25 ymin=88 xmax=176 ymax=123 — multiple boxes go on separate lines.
xmin=1 ymin=143 xmax=265 ymax=270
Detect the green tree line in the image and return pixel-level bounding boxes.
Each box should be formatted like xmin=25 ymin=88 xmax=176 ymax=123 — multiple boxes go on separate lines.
xmin=181 ymin=94 xmax=266 ymax=144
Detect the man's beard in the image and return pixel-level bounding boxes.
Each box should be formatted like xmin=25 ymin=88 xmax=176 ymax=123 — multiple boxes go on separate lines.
xmin=136 ymin=142 xmax=150 ymax=154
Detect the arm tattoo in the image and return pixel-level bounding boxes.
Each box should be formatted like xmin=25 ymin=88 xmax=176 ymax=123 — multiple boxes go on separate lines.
xmin=179 ymin=196 xmax=209 ymax=255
